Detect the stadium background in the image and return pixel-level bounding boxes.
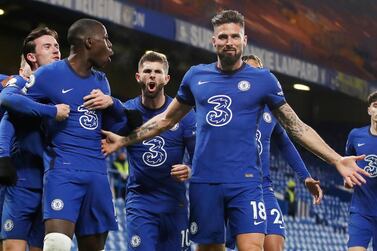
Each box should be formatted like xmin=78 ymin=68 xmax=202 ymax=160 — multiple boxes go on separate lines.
xmin=0 ymin=0 xmax=376 ymax=250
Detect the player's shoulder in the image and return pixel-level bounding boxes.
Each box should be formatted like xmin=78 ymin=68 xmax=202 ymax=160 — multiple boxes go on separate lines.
xmin=1 ymin=75 xmax=26 ymax=89
xmin=34 ymin=60 xmax=64 ymax=77
xmin=189 ymin=62 xmax=217 ymax=73
xmin=349 ymin=126 xmax=369 ymax=137
xmin=91 ymin=68 xmax=107 ymax=82
xmin=124 ymin=96 xmax=140 ymax=110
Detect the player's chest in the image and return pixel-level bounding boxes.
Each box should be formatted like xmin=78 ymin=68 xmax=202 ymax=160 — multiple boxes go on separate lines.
xmin=134 ymin=123 xmax=184 ymax=151
xmin=50 ymin=80 xmax=103 ymax=105
xmin=191 ymin=75 xmax=266 ymax=109
xmin=354 ymin=136 xmax=377 ymax=155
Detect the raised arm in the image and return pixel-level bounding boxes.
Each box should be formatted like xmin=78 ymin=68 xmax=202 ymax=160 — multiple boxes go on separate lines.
xmin=272 ymin=103 xmax=368 ymax=187
xmin=102 ymin=98 xmax=192 ymax=153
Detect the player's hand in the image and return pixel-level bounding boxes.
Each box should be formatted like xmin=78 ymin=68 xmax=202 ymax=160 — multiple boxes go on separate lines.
xmin=343 ymin=179 xmax=353 ymax=189
xmin=171 ymin=164 xmax=191 ymax=182
xmin=101 ymin=130 xmax=125 ymax=155
xmin=304 ymin=177 xmax=323 ymax=205
xmin=335 ymin=155 xmax=368 ymax=188
xmin=55 ymin=104 xmax=70 ymax=121
xmin=83 ymin=89 xmax=113 ymax=110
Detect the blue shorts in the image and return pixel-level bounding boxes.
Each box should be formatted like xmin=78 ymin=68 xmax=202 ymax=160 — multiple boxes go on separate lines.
xmin=190 ymin=182 xmax=266 ymax=244
xmin=225 ymin=185 xmax=284 ymax=249
xmin=348 ymin=212 xmax=377 ymax=249
xmin=126 ymin=207 xmax=190 ymax=251
xmin=264 ymin=186 xmax=285 ymax=237
xmin=1 ymin=186 xmax=44 ymax=248
xmin=43 ymin=168 xmax=118 ymax=236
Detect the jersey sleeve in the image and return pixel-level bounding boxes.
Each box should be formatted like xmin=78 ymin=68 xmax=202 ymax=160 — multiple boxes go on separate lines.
xmin=345 ymin=130 xmax=356 ymax=156
xmin=272 ymin=122 xmax=311 ymax=181
xmin=0 ymin=75 xmax=56 ymax=118
xmin=24 ymin=66 xmax=53 ymax=103
xmin=181 ymin=109 xmax=196 ymax=165
xmin=100 ymin=73 xmax=111 ymax=95
xmin=0 ymin=113 xmax=15 ymax=157
xmin=263 ymin=72 xmax=286 ymax=110
xmin=176 ymin=67 xmax=195 ymax=106
xmin=102 ymin=99 xmax=130 ymax=135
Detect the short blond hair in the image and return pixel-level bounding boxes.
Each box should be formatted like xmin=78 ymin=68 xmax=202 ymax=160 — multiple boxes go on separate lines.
xmin=242 ymin=54 xmax=263 ymax=68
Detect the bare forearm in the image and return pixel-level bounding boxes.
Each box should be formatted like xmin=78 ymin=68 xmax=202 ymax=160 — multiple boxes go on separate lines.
xmin=121 ymin=98 xmax=192 ymax=147
xmin=121 ymin=113 xmax=172 ymax=146
xmin=274 ymin=104 xmax=341 ymax=165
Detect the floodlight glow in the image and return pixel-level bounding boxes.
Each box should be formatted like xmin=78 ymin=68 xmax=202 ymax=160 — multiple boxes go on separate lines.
xmin=293 ymin=84 xmax=310 ymax=91
xmin=0 ymin=9 xmax=4 ymax=16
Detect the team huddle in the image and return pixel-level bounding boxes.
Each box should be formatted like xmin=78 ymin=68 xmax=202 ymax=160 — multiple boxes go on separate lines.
xmin=0 ymin=9 xmax=374 ymax=251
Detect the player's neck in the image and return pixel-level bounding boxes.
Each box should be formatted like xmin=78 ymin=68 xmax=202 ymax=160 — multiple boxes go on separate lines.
xmin=68 ymin=53 xmax=92 ymax=77
xmin=217 ymin=58 xmax=243 ymax=72
xmin=141 ymin=92 xmax=166 ymax=110
xmin=370 ymin=120 xmax=377 ymax=135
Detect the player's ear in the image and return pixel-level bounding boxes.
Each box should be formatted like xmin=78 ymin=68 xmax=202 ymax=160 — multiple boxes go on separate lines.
xmin=26 ymin=53 xmax=36 ymax=64
xmin=243 ymin=34 xmax=248 ymax=46
xmin=368 ymin=107 xmax=372 ymax=116
xmin=164 ymin=74 xmax=170 ymax=85
xmin=84 ymin=37 xmax=92 ymax=49
xmin=135 ymin=72 xmax=141 ymax=82
xmin=212 ymin=36 xmax=216 ymax=48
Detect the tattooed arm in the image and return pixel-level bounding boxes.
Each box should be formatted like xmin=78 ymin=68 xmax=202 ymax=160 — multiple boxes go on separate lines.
xmin=272 ymin=103 xmax=368 ymax=187
xmin=102 ymin=98 xmax=192 ymax=152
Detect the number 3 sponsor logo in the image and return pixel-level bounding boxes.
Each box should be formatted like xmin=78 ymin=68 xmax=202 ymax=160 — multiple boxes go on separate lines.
xmin=206 ymin=95 xmax=233 ymax=127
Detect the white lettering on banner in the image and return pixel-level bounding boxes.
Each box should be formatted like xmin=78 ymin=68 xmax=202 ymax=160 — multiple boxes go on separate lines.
xmin=35 ymin=0 xmax=122 ymax=24
xmin=121 ymin=5 xmax=135 ymax=28
xmin=133 ymin=11 xmax=145 ymax=28
xmin=34 ymin=0 xmax=371 ymax=100
xmin=176 ymin=20 xmax=214 ymax=52
xmin=247 ymin=44 xmax=321 ymax=83
xmin=75 ymin=0 xmax=121 ymax=23
xmin=35 ymin=0 xmax=72 ymax=7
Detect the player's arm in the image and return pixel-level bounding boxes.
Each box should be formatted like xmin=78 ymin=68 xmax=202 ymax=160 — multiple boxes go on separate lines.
xmin=272 ymin=103 xmax=368 ymax=187
xmin=0 ymin=114 xmax=17 ymax=185
xmin=102 ymin=98 xmax=192 ymax=154
xmin=171 ymin=111 xmax=196 ymax=182
xmin=0 ymin=81 xmax=69 ymax=121
xmin=272 ymin=123 xmax=323 ymax=204
xmin=84 ymin=89 xmax=143 ymax=132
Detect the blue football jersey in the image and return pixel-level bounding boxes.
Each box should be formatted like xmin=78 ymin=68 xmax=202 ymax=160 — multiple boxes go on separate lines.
xmin=0 ymin=75 xmax=44 ymax=188
xmin=258 ymin=106 xmax=309 ymax=186
xmin=125 ymin=96 xmax=196 ymax=213
xmin=0 ymin=74 xmax=9 ymax=119
xmin=25 ymin=59 xmax=111 ymax=173
xmin=345 ymin=126 xmax=377 ymax=216
xmin=176 ymin=63 xmax=285 ymax=183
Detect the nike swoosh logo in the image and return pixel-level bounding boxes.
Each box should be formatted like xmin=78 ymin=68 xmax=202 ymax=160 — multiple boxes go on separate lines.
xmin=254 ymin=220 xmax=264 ymax=225
xmin=62 ymin=88 xmax=73 ymax=94
xmin=357 ymin=143 xmax=365 ymax=147
xmin=198 ymin=81 xmax=210 ymax=85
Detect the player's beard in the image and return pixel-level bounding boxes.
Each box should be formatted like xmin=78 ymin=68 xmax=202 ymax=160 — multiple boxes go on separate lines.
xmin=141 ymin=82 xmax=164 ymax=99
xmin=218 ymin=51 xmax=242 ymax=68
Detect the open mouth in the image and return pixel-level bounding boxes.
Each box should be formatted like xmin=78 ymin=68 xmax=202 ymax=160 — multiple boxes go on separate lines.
xmin=147 ymin=82 xmax=156 ymax=92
